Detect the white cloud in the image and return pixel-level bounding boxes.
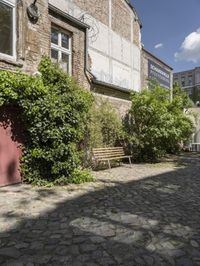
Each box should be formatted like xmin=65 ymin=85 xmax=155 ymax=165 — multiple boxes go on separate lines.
xmin=154 ymin=43 xmax=163 ymax=49
xmin=175 ymin=28 xmax=200 ymax=63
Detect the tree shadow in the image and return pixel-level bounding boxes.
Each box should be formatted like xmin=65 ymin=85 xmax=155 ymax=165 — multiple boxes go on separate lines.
xmin=0 ymin=106 xmax=25 ymax=144
xmin=0 ymin=155 xmax=200 ymax=265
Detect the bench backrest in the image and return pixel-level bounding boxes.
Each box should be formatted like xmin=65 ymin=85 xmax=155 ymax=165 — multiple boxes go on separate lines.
xmin=92 ymin=147 xmax=125 ymax=160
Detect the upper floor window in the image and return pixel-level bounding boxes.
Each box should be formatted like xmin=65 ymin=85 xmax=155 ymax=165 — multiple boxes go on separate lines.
xmin=181 ymin=76 xmax=185 ymax=87
xmin=188 ymin=75 xmax=193 ymax=86
xmin=0 ymin=0 xmax=15 ymax=58
xmin=51 ymin=27 xmax=71 ymax=74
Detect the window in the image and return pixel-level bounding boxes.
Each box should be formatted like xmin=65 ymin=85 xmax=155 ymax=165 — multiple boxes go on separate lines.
xmin=0 ymin=0 xmax=15 ymax=58
xmin=51 ymin=27 xmax=71 ymax=73
xmin=181 ymin=76 xmax=185 ymax=87
xmin=188 ymin=75 xmax=193 ymax=86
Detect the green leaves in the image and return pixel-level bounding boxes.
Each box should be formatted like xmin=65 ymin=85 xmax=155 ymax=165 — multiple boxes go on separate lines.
xmin=124 ymin=86 xmax=194 ymax=162
xmin=88 ymin=100 xmax=124 ymax=148
xmin=0 ymin=57 xmax=93 ymax=185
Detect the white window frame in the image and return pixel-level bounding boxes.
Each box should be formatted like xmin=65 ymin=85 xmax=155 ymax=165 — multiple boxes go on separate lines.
xmin=0 ymin=0 xmax=16 ymax=60
xmin=51 ymin=27 xmax=72 ymax=74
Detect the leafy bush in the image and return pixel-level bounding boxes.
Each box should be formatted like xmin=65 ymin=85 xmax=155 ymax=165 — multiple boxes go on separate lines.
xmin=124 ymin=85 xmax=194 ymax=162
xmin=173 ymin=82 xmax=194 ymax=108
xmin=88 ymin=100 xmax=124 ymax=148
xmin=0 ymin=57 xmax=93 ymax=185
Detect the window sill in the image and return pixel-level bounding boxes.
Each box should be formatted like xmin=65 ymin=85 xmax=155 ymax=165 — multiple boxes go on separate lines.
xmin=0 ymin=56 xmax=23 ymax=68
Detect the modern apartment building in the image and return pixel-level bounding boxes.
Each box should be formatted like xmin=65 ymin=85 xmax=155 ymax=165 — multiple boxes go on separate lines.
xmin=173 ymin=67 xmax=200 ymax=102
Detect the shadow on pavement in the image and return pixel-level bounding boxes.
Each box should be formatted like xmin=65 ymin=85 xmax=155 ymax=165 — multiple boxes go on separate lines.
xmin=0 ymin=154 xmax=200 ymax=265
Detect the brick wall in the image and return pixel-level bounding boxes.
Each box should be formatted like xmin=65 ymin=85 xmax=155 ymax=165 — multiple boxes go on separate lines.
xmin=111 ymin=0 xmax=132 ymax=41
xmin=0 ymin=0 xmax=89 ymax=89
xmin=141 ymin=48 xmax=173 ymax=90
xmin=49 ymin=12 xmax=90 ymax=89
xmin=133 ymin=18 xmax=141 ymax=47
xmin=95 ymin=93 xmax=131 ymax=117
xmin=73 ymin=0 xmax=141 ymax=45
xmin=73 ymin=0 xmax=109 ymax=26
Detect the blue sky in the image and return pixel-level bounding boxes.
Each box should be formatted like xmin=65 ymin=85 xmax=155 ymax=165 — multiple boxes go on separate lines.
xmin=131 ymin=0 xmax=200 ymax=72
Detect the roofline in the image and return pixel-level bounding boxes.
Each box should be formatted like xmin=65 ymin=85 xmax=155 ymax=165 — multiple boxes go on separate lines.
xmin=49 ymin=4 xmax=90 ymax=30
xmin=92 ymin=78 xmax=132 ymax=94
xmin=142 ymin=48 xmax=173 ymax=70
xmin=174 ymin=67 xmax=200 ymax=75
xmin=124 ymin=0 xmax=142 ymax=28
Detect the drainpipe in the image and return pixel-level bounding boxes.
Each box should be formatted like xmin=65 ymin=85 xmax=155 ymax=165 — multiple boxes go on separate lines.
xmin=84 ymin=28 xmax=97 ymax=85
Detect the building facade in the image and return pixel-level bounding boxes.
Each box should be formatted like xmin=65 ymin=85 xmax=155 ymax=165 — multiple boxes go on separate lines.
xmin=141 ymin=48 xmax=173 ymax=91
xmin=173 ymin=67 xmax=200 ymax=103
xmin=0 ymin=0 xmax=143 ymax=116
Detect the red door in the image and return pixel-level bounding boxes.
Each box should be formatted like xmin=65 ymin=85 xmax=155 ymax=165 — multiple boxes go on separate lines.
xmin=0 ymin=107 xmax=23 ymax=187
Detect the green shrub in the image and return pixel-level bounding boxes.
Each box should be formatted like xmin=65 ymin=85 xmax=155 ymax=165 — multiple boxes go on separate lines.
xmin=88 ymin=100 xmax=124 ymax=148
xmin=124 ymin=85 xmax=194 ymax=162
xmin=0 ymin=57 xmax=93 ymax=185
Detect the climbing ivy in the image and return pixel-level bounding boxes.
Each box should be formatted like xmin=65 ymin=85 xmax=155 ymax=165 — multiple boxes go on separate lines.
xmin=0 ymin=57 xmax=94 ymax=185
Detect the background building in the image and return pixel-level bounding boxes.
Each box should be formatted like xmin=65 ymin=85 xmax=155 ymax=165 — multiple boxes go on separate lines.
xmin=173 ymin=67 xmax=200 ymax=103
xmin=141 ymin=48 xmax=173 ymax=91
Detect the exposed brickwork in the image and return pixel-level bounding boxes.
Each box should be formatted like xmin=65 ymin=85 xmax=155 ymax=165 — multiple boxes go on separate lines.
xmin=50 ymin=13 xmax=90 ymax=89
xmin=0 ymin=0 xmax=141 ymax=113
xmin=73 ymin=0 xmax=109 ymax=26
xmin=141 ymin=48 xmax=173 ymax=90
xmin=94 ymin=93 xmax=131 ymax=117
xmin=112 ymin=0 xmax=132 ymax=41
xmin=133 ymin=18 xmax=141 ymax=47
xmin=0 ymin=0 xmax=90 ymax=89
xmin=21 ymin=0 xmax=50 ymax=73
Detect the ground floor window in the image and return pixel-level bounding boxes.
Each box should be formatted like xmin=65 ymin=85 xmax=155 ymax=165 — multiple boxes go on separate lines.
xmin=51 ymin=27 xmax=72 ymax=74
xmin=0 ymin=0 xmax=15 ymax=57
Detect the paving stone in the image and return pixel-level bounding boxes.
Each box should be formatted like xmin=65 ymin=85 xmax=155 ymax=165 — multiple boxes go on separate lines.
xmin=80 ymin=244 xmax=97 ymax=253
xmin=190 ymin=240 xmax=199 ymax=248
xmin=0 ymin=154 xmax=200 ymax=265
xmin=177 ymin=258 xmax=194 ymax=266
xmin=0 ymin=247 xmax=21 ymax=259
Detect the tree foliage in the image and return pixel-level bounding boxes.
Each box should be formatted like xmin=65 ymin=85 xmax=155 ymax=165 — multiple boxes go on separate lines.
xmin=124 ymin=85 xmax=194 ymax=162
xmin=0 ymin=57 xmax=93 ymax=185
xmin=173 ymin=82 xmax=194 ymax=108
xmin=88 ymin=100 xmax=124 ymax=148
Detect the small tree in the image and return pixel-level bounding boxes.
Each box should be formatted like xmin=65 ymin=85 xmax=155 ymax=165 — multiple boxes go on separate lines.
xmin=173 ymin=82 xmax=194 ymax=108
xmin=88 ymin=100 xmax=124 ymax=148
xmin=124 ymin=85 xmax=194 ymax=162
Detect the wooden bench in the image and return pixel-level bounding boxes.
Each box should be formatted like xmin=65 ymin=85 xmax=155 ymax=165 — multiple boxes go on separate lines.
xmin=92 ymin=147 xmax=132 ymax=169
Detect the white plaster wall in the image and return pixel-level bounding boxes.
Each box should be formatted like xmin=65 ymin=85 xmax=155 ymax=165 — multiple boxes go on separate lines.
xmin=112 ymin=61 xmax=131 ymax=88
xmin=90 ymin=23 xmax=109 ymax=55
xmin=49 ymin=0 xmax=141 ymax=91
xmin=89 ymin=49 xmax=110 ymax=83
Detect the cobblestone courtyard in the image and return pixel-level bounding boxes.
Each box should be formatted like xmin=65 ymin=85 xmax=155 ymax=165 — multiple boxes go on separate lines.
xmin=0 ymin=154 xmax=200 ymax=265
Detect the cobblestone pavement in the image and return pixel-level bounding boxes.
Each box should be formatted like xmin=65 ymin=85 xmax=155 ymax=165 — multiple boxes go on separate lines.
xmin=0 ymin=154 xmax=200 ymax=265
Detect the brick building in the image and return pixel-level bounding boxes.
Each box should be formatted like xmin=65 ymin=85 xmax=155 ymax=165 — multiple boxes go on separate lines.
xmin=0 ymin=0 xmax=143 ymax=115
xmin=141 ymin=48 xmax=173 ymax=92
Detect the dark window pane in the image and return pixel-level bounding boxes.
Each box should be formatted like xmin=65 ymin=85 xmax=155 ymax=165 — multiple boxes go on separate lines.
xmin=51 ymin=49 xmax=59 ymax=63
xmin=51 ymin=28 xmax=59 ymax=45
xmin=61 ymin=33 xmax=69 ymax=49
xmin=0 ymin=2 xmax=13 ymax=56
xmin=61 ymin=53 xmax=69 ymax=72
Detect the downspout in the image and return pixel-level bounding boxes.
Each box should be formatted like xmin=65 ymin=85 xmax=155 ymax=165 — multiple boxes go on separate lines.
xmin=84 ymin=27 xmax=97 ymax=85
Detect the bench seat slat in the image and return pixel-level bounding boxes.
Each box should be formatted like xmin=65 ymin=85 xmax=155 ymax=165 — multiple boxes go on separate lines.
xmin=93 ymin=147 xmax=122 ymax=150
xmin=94 ymin=151 xmax=125 ymax=156
xmin=94 ymin=154 xmax=125 ymax=159
xmin=96 ymin=155 xmax=131 ymax=161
